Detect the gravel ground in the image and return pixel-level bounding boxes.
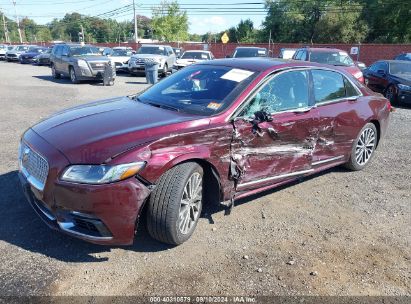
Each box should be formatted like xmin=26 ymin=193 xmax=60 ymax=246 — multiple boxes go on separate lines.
xmin=0 ymin=61 xmax=410 ymax=297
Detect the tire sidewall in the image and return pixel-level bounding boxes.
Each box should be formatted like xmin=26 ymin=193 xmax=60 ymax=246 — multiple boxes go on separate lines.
xmin=348 ymin=123 xmax=378 ymax=171
xmin=70 ymin=67 xmax=77 ymax=83
xmin=171 ymin=164 xmax=203 ymax=244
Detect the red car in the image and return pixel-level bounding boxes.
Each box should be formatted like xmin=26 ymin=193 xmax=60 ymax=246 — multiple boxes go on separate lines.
xmin=292 ymin=47 xmax=365 ymax=83
xmin=18 ymin=59 xmax=391 ymax=246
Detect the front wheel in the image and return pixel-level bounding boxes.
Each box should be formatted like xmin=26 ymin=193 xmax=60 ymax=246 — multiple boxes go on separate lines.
xmin=69 ymin=67 xmax=79 ymax=84
xmin=385 ymin=85 xmax=397 ymax=105
xmin=162 ymin=63 xmax=168 ymax=77
xmin=51 ymin=64 xmax=61 ymax=79
xmin=344 ymin=123 xmax=378 ymax=171
xmin=146 ymin=162 xmax=203 ymax=245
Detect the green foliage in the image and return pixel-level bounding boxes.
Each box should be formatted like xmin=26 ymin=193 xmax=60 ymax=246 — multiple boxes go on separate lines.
xmin=151 ymin=1 xmax=189 ymax=42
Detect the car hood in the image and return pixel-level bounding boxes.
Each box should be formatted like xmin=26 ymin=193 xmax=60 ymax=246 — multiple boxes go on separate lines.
xmin=175 ymin=58 xmax=204 ymax=66
xmin=31 ymin=96 xmax=202 ymax=164
xmin=22 ymin=52 xmax=38 ymax=58
xmin=132 ymin=54 xmax=167 ymax=60
xmin=76 ymin=55 xmax=110 ymax=62
xmin=109 ymin=56 xmax=130 ymax=63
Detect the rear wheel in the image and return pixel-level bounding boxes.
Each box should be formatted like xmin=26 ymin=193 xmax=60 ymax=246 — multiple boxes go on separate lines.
xmin=146 ymin=162 xmax=203 ymax=245
xmin=344 ymin=123 xmax=377 ymax=171
xmin=51 ymin=64 xmax=61 ymax=79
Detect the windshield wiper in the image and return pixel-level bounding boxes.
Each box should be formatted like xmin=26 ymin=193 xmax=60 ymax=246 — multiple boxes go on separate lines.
xmin=136 ymin=97 xmax=180 ymax=112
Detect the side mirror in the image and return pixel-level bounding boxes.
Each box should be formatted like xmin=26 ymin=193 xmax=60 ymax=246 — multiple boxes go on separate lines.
xmin=253 ymin=110 xmax=273 ymax=123
xmin=61 ymin=52 xmax=68 ymax=56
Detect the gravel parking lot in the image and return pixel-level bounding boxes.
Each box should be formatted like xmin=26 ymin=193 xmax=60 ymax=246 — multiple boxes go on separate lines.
xmin=0 ymin=61 xmax=410 ymax=297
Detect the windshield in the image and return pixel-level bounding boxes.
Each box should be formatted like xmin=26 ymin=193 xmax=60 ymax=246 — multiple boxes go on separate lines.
xmin=137 ymin=46 xmax=165 ymax=55
xmin=234 ymin=48 xmax=267 ymax=58
xmin=112 ymin=49 xmax=132 ymax=56
xmin=181 ymin=52 xmax=209 ymax=60
xmin=31 ymin=48 xmax=46 ymax=54
xmin=16 ymin=46 xmax=29 ymax=51
xmin=310 ymin=51 xmax=354 ymax=66
xmin=137 ymin=65 xmax=258 ymax=116
xmin=390 ymin=62 xmax=411 ymax=75
xmin=70 ymin=46 xmax=100 ymax=56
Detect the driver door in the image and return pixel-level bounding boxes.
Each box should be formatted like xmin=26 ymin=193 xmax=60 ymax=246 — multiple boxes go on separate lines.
xmin=231 ymin=69 xmax=320 ymax=192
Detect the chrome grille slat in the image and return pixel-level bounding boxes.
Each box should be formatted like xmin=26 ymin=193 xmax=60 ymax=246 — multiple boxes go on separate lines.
xmin=19 ymin=143 xmax=49 ymax=191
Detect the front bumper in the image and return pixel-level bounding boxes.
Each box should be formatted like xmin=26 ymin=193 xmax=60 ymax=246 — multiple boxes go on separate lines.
xmin=128 ymin=62 xmax=164 ymax=74
xmin=19 ymin=129 xmax=151 ymax=245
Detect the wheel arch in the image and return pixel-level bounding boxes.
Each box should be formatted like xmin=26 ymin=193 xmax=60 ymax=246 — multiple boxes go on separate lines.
xmin=368 ymin=119 xmax=381 ymax=148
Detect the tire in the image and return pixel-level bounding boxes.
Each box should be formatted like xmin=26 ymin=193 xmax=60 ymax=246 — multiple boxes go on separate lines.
xmin=344 ymin=123 xmax=378 ymax=171
xmin=51 ymin=64 xmax=61 ymax=79
xmin=385 ymin=85 xmax=397 ymax=105
xmin=69 ymin=66 xmax=79 ymax=84
xmin=162 ymin=63 xmax=168 ymax=77
xmin=147 ymin=162 xmax=203 ymax=245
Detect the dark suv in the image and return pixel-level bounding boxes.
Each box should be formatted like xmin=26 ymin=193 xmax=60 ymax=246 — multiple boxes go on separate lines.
xmin=50 ymin=44 xmax=113 ymax=84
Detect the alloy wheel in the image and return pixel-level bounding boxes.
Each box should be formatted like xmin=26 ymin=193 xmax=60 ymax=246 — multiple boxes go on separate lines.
xmin=355 ymin=127 xmax=376 ymax=166
xmin=178 ymin=172 xmax=202 ymax=235
xmin=70 ymin=69 xmax=76 ymax=82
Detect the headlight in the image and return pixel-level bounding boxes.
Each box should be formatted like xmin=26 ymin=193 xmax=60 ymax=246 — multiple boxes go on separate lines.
xmin=398 ymin=84 xmax=411 ymax=91
xmin=77 ymin=59 xmax=89 ymax=69
xmin=61 ymin=162 xmax=146 ymax=184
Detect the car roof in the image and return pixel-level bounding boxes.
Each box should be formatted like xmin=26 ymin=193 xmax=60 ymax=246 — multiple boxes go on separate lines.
xmin=378 ymin=60 xmax=411 ymax=64
xmin=184 ymin=50 xmax=211 ymax=53
xmin=235 ymin=46 xmax=267 ymax=50
xmin=140 ymin=44 xmax=171 ymax=48
xmin=301 ymin=47 xmax=348 ymax=53
xmin=198 ymin=58 xmax=334 ymax=72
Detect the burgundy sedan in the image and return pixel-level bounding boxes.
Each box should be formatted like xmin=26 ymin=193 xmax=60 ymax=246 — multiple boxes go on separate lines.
xmin=18 ymin=59 xmax=391 ymax=246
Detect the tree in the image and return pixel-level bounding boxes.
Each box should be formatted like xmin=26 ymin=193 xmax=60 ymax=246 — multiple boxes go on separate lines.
xmin=151 ymin=1 xmax=189 ymax=42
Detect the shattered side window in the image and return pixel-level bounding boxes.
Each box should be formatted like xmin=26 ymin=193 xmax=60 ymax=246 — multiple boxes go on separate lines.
xmin=241 ymin=70 xmax=309 ymax=116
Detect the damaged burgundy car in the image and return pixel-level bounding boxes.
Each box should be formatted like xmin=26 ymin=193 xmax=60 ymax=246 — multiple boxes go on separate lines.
xmin=19 ymin=59 xmax=391 ymax=246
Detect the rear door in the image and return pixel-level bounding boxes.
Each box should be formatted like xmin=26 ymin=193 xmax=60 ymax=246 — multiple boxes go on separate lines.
xmin=311 ymin=69 xmax=364 ymax=165
xmin=231 ymin=69 xmax=319 ymax=192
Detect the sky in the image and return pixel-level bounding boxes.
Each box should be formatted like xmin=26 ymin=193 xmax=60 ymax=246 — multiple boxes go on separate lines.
xmin=0 ymin=0 xmax=267 ymax=35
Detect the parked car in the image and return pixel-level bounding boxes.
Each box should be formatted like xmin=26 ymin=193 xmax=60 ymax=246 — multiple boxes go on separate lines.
xmin=128 ymin=44 xmax=175 ymax=76
xmin=363 ymin=60 xmax=411 ymax=105
xmin=0 ymin=44 xmax=11 ymax=60
xmin=278 ymin=48 xmax=297 ymax=59
xmin=19 ymin=46 xmax=48 ymax=64
xmin=173 ymin=47 xmax=184 ymax=58
xmin=229 ymin=47 xmax=268 ymax=58
xmin=5 ymin=45 xmax=33 ymax=62
xmin=18 ymin=59 xmax=391 ymax=246
xmin=103 ymin=47 xmax=133 ymax=72
xmin=33 ymin=48 xmax=52 ymax=66
xmin=292 ymin=47 xmax=365 ymax=83
xmin=50 ymin=43 xmax=113 ymax=84
xmin=394 ymin=53 xmax=411 ymax=61
xmin=172 ymin=50 xmax=214 ymax=72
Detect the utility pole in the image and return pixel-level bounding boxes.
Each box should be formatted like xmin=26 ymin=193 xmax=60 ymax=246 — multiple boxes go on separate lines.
xmin=2 ymin=11 xmax=10 ymax=43
xmin=11 ymin=0 xmax=23 ymax=43
xmin=133 ymin=0 xmax=138 ymax=43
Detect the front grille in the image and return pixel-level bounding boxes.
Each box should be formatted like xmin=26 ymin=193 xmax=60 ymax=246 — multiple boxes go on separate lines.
xmin=8 ymin=54 xmax=17 ymax=58
xmin=89 ymin=61 xmax=107 ymax=71
xmin=114 ymin=62 xmax=122 ymax=67
xmin=134 ymin=58 xmax=145 ymax=64
xmin=20 ymin=142 xmax=49 ymax=189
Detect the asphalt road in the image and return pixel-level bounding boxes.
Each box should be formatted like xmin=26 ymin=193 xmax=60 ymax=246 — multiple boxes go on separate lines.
xmin=0 ymin=61 xmax=410 ymax=297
